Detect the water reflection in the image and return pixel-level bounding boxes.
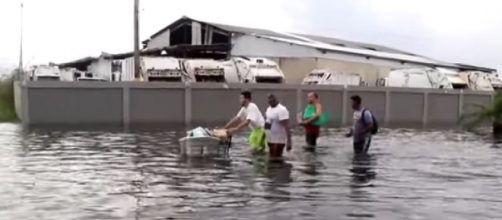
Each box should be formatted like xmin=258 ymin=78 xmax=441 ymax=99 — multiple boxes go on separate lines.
xmin=350 ymin=154 xmax=377 ymax=187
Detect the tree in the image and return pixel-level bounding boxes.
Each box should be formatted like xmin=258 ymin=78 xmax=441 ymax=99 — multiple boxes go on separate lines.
xmin=0 ymin=71 xmax=16 ymax=121
xmin=461 ymin=92 xmax=502 ymax=136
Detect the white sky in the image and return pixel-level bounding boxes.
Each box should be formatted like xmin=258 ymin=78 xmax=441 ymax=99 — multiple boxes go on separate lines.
xmin=0 ymin=0 xmax=501 ymax=72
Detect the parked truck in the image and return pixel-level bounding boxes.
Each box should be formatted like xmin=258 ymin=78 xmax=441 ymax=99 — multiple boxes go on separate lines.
xmin=30 ymin=65 xmax=61 ymax=81
xmin=122 ymin=56 xmax=189 ymax=82
xmin=182 ymin=59 xmax=238 ymax=83
xmin=301 ymin=69 xmax=362 ymax=86
xmin=386 ymin=68 xmax=453 ymax=89
xmin=233 ymin=57 xmax=285 ymax=83
xmin=119 ymin=56 xmax=285 ymax=83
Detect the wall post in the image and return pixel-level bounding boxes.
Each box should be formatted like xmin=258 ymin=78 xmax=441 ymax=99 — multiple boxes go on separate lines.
xmin=185 ymin=84 xmax=192 ymax=126
xmin=296 ymin=87 xmax=302 ymax=123
xmin=122 ymin=85 xmax=130 ymax=126
xmin=458 ymin=90 xmax=464 ymax=119
xmin=341 ymin=86 xmax=348 ymax=126
xmin=384 ymin=90 xmax=391 ymax=125
xmin=422 ymin=91 xmax=429 ymax=128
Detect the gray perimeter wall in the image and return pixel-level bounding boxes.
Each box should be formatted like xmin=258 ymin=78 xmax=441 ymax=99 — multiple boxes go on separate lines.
xmin=15 ymin=81 xmax=494 ymax=128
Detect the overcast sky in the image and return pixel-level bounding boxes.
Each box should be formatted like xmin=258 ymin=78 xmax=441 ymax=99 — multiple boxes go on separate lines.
xmin=0 ymin=0 xmax=501 ymax=73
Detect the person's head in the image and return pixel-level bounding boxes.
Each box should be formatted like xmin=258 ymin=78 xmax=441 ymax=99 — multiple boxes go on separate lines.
xmin=240 ymin=91 xmax=252 ymax=106
xmin=307 ymin=92 xmax=319 ymax=104
xmin=267 ymin=93 xmax=279 ymax=107
xmin=351 ymin=95 xmax=362 ymax=110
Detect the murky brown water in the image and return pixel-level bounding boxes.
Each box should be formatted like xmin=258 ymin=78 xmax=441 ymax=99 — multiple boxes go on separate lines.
xmin=0 ymin=123 xmax=501 ymax=220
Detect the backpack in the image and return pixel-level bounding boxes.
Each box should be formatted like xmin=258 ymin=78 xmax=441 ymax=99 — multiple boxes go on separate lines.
xmin=361 ymin=109 xmax=379 ymax=135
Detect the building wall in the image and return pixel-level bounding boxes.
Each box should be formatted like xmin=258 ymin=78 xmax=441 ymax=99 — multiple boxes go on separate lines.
xmin=147 ymin=29 xmax=170 ymax=49
xmin=18 ymin=81 xmax=493 ymax=129
xmin=278 ymin=58 xmax=318 ymax=83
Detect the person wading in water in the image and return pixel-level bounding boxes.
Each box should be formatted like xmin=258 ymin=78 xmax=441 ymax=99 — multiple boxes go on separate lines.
xmin=298 ymin=92 xmax=326 ymax=150
xmin=224 ymin=91 xmax=266 ymax=154
xmin=346 ymin=95 xmax=376 ymax=155
xmin=264 ymin=94 xmax=292 ymax=161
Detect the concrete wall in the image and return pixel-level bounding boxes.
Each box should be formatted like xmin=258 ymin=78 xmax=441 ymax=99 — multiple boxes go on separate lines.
xmin=16 ymin=81 xmax=493 ymax=128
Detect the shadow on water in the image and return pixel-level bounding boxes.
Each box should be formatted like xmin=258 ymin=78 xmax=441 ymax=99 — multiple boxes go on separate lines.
xmin=252 ymin=156 xmax=293 ymax=203
xmin=346 ymin=154 xmax=377 ymax=219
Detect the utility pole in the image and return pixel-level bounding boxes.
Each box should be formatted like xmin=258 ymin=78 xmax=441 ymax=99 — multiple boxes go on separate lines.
xmin=133 ymin=0 xmax=140 ymax=80
xmin=19 ymin=1 xmax=24 ymax=81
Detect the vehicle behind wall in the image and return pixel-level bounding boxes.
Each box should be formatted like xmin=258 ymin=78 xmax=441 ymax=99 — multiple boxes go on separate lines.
xmin=301 ymin=69 xmax=362 ymax=86
xmin=386 ymin=68 xmax=453 ymax=89
xmin=234 ymin=57 xmax=285 ymax=84
xmin=31 ymin=65 xmax=61 ymax=81
xmin=122 ymin=56 xmax=189 ymax=82
xmin=182 ymin=59 xmax=236 ymax=83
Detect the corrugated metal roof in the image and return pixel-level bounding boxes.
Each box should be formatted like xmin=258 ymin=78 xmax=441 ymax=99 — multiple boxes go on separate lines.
xmin=136 ymin=16 xmax=495 ymax=73
xmin=297 ymin=34 xmax=416 ymax=55
xmin=148 ymin=16 xmax=428 ymax=57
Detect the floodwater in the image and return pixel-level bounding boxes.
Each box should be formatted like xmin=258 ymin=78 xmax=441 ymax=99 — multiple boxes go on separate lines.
xmin=0 ymin=123 xmax=501 ymax=220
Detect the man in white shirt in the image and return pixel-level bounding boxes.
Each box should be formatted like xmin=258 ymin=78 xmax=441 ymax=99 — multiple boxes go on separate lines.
xmin=265 ymin=94 xmax=292 ymax=159
xmin=224 ymin=91 xmax=266 ymax=153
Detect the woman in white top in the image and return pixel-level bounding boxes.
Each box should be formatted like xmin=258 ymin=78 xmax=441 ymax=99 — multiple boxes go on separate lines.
xmin=264 ymin=94 xmax=292 ymax=159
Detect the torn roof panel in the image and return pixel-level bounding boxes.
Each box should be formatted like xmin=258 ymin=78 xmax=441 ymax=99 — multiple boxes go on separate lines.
xmin=253 ymin=34 xmax=454 ymax=67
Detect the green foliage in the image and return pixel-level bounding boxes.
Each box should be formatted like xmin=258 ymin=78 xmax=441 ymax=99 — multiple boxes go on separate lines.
xmin=0 ymin=73 xmax=18 ymax=122
xmin=461 ymin=92 xmax=502 ymax=130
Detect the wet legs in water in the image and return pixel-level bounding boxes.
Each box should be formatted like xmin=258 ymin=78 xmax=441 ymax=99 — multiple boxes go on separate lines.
xmin=305 ymin=133 xmax=319 ymax=151
xmin=353 ymin=136 xmax=372 ymax=155
xmin=268 ymin=143 xmax=286 ymax=162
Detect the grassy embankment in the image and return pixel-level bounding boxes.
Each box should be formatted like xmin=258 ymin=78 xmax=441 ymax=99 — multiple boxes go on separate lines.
xmin=0 ymin=74 xmax=17 ymax=122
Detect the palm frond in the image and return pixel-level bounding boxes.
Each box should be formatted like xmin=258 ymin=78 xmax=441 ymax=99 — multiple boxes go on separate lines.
xmin=460 ymin=92 xmax=502 ymax=130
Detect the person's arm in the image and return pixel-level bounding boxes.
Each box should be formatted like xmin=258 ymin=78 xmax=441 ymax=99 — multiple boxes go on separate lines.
xmin=224 ymin=117 xmax=240 ymax=129
xmin=224 ymin=108 xmax=244 ymax=129
xmin=302 ymin=103 xmax=323 ymax=125
xmin=228 ymin=119 xmax=251 ymax=135
xmin=228 ymin=107 xmax=255 ymax=134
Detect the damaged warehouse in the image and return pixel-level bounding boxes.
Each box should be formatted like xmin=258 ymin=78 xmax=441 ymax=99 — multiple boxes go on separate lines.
xmin=50 ymin=16 xmax=497 ymax=88
xmin=142 ymin=16 xmax=496 ymax=85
